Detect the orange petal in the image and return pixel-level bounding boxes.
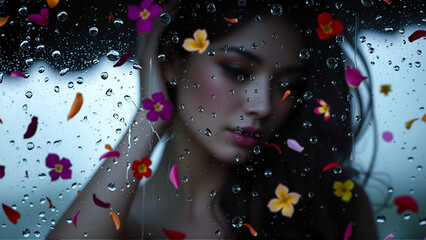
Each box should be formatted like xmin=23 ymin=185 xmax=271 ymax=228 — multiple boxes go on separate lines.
xmin=0 ymin=16 xmax=9 ymax=27
xmin=182 ymin=38 xmax=200 ymax=52
xmin=405 ymin=118 xmax=419 ymax=129
xmin=46 ymin=0 xmax=60 ymax=8
xmin=281 ymin=202 xmax=295 ymax=217
xmin=286 ymin=192 xmax=301 ymax=204
xmin=275 ymin=183 xmax=289 ymax=200
xmin=67 ymin=93 xmax=83 ymax=120
xmin=267 ymin=199 xmax=284 ymax=212
xmin=422 ymin=114 xmax=426 ymax=122
xmin=77 ymin=190 xmax=83 ymax=196
xmin=223 ymin=16 xmax=238 ymax=23
xmin=242 ymin=223 xmax=258 ymax=237
xmin=109 ymin=212 xmax=120 ymax=230
xmin=277 ymin=90 xmax=291 ymax=103
xmin=105 ymin=144 xmax=113 ymax=151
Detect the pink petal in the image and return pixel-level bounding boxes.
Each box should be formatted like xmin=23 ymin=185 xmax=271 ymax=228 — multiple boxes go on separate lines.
xmin=46 ymin=153 xmax=60 ymax=168
xmin=152 ymin=92 xmax=165 ymax=102
xmin=60 ymin=157 xmax=72 ymax=169
xmin=140 ymin=0 xmax=154 ymax=10
xmin=324 ymin=111 xmax=331 ymax=121
xmin=147 ymin=110 xmax=159 ymax=122
xmin=72 ymin=210 xmax=80 ymax=228
xmin=159 ymin=110 xmax=172 ymax=121
xmin=314 ymin=107 xmax=323 ymax=115
xmin=382 ymin=131 xmax=393 ymax=142
xmin=287 ymin=139 xmax=304 ymax=152
xmin=343 ymin=221 xmax=352 ymax=240
xmin=113 ymin=50 xmax=132 ymax=67
xmin=27 ymin=13 xmax=48 ymax=25
xmin=345 ymin=65 xmax=367 ymax=88
xmin=99 ymin=150 xmax=121 ymax=161
xmin=384 ymin=233 xmax=395 ymax=240
xmin=61 ymin=169 xmax=72 ymax=179
xmin=0 ymin=165 xmax=5 ymax=179
xmin=142 ymin=98 xmax=154 ymax=110
xmin=11 ymin=71 xmax=28 ymax=78
xmin=93 ymin=194 xmax=111 ymax=208
xmin=40 ymin=8 xmax=49 ymax=21
xmin=137 ymin=19 xmax=153 ymax=33
xmin=148 ymin=4 xmax=163 ymax=19
xmin=128 ymin=5 xmax=141 ymax=20
xmin=169 ymin=164 xmax=179 ymax=189
xmin=49 ymin=170 xmax=60 ymax=181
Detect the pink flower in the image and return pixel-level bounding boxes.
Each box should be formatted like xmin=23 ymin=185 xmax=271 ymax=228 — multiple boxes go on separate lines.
xmin=27 ymin=8 xmax=49 ymax=25
xmin=128 ymin=0 xmax=162 ymax=33
xmin=314 ymin=99 xmax=331 ymax=121
xmin=142 ymin=92 xmax=174 ymax=122
xmin=345 ymin=65 xmax=368 ymax=88
xmin=46 ymin=153 xmax=72 ymax=181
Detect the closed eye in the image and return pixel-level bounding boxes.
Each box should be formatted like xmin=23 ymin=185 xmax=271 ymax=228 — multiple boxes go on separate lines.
xmin=219 ymin=63 xmax=250 ymax=82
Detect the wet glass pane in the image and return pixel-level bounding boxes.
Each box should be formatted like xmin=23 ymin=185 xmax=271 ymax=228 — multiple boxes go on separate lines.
xmin=0 ymin=0 xmax=424 ymax=239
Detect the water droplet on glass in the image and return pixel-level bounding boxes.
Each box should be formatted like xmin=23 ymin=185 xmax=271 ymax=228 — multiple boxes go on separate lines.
xmin=36 ymin=44 xmax=45 ymax=52
xmin=210 ymin=190 xmax=216 ymax=197
xmin=113 ymin=18 xmax=123 ymax=27
xmin=25 ymin=91 xmax=33 ymax=99
xmin=206 ymin=3 xmax=216 ymax=13
xmin=326 ymin=58 xmax=339 ymax=69
xmin=232 ymin=185 xmax=241 ymax=194
xmin=34 ymin=231 xmax=40 ymax=237
xmin=303 ymin=91 xmax=313 ymax=100
xmin=53 ymin=140 xmax=62 ymax=146
xmin=232 ymin=216 xmax=243 ymax=228
xmin=393 ymin=65 xmax=400 ymax=71
xmin=214 ymin=228 xmax=221 ymax=236
xmin=76 ymin=77 xmax=84 ymax=84
xmin=253 ymin=146 xmax=261 ymax=154
xmin=115 ymin=128 xmax=122 ymax=134
xmin=415 ymin=61 xmax=421 ymax=68
xmin=333 ymin=166 xmax=342 ymax=174
xmin=57 ymin=11 xmax=68 ymax=21
xmin=204 ymin=128 xmax=212 ymax=137
xmin=211 ymin=112 xmax=216 ymax=118
xmin=230 ymin=89 xmax=235 ymax=95
xmin=38 ymin=173 xmax=46 ymax=179
xmin=335 ymin=2 xmax=343 ymax=9
xmin=181 ymin=176 xmax=188 ymax=183
xmin=171 ymin=35 xmax=179 ymax=43
xmin=18 ymin=6 xmax=28 ymax=15
xmin=100 ymin=72 xmax=108 ymax=80
xmin=38 ymin=211 xmax=45 ymax=218
xmin=27 ymin=142 xmax=35 ymax=150
xmin=417 ymin=49 xmax=422 ymax=55
xmin=361 ymin=0 xmax=374 ymax=7
xmin=237 ymin=0 xmax=246 ymax=6
xmin=235 ymin=153 xmax=241 ymax=162
xmin=309 ymin=136 xmax=318 ymax=144
xmin=20 ymin=40 xmax=29 ymax=50
xmin=107 ymin=50 xmax=120 ymax=61
xmin=207 ymin=49 xmax=215 ymax=56
xmin=264 ymin=170 xmax=272 ymax=177
xmin=159 ymin=13 xmax=171 ymax=25
xmin=270 ymin=4 xmax=283 ymax=16
xmin=22 ymin=229 xmax=30 ymax=238
xmin=108 ymin=182 xmax=116 ymax=191
xmin=157 ymin=53 xmax=166 ymax=62
xmin=403 ymin=213 xmax=411 ymax=220
xmin=89 ymin=26 xmax=99 ymax=36
xmin=106 ymin=88 xmax=113 ymax=96
xmin=66 ymin=218 xmax=72 ymax=224
xmin=52 ymin=50 xmax=61 ymax=59
xmin=66 ymin=82 xmax=74 ymax=88
xmin=255 ymin=15 xmax=261 ymax=22
xmin=237 ymin=75 xmax=244 ymax=82
xmin=252 ymin=191 xmax=258 ymax=197
xmin=419 ymin=218 xmax=426 ymax=226
xmin=198 ymin=106 xmax=204 ymax=112
xmin=299 ymin=49 xmax=310 ymax=59
xmin=376 ymin=215 xmax=386 ymax=223
xmin=308 ymin=192 xmax=315 ymax=198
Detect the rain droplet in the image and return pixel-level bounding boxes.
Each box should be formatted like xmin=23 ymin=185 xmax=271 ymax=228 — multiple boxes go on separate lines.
xmin=107 ymin=50 xmax=120 ymax=61
xmin=384 ymin=27 xmax=393 ymax=33
xmin=231 ymin=216 xmax=243 ymax=228
xmin=326 ymin=58 xmax=339 ymax=69
xmin=113 ymin=18 xmax=123 ymax=27
xmin=184 ymin=148 xmax=191 ymax=155
xmin=206 ymin=3 xmax=216 ymax=13
xmin=302 ymin=121 xmax=312 ymax=128
xmin=22 ymin=104 xmax=28 ymax=110
xmin=403 ymin=213 xmax=411 ymax=220
xmin=198 ymin=106 xmax=204 ymax=112
xmin=237 ymin=0 xmax=246 ymax=6
xmin=270 ymin=4 xmax=283 ymax=16
xmin=309 ymin=136 xmax=318 ymax=144
xmin=169 ymin=79 xmax=177 ymax=86
xmin=38 ymin=173 xmax=46 ymax=179
xmin=67 ymin=82 xmax=74 ymax=88
xmin=393 ymin=65 xmax=400 ymax=71
xmin=303 ymin=91 xmax=313 ymax=100
xmin=76 ymin=77 xmax=84 ymax=84
xmin=237 ymin=75 xmax=244 ymax=82
xmin=53 ymin=140 xmax=62 ymax=146
xmin=204 ymin=128 xmax=212 ymax=137
xmin=299 ymin=49 xmax=310 ymax=59
xmin=100 ymin=72 xmax=108 ymax=80
xmin=159 ymin=13 xmax=171 ymax=25
xmin=34 ymin=231 xmax=40 ymax=237
xmin=235 ymin=153 xmax=241 ymax=162
xmin=22 ymin=229 xmax=30 ymax=238
xmin=57 ymin=11 xmax=68 ymax=21
xmin=181 ymin=176 xmax=188 ymax=183
xmin=89 ymin=26 xmax=99 ymax=36
xmin=20 ymin=40 xmax=29 ymax=50
xmin=27 ymin=142 xmax=35 ymax=150
xmin=417 ymin=165 xmax=423 ymax=171
xmin=157 ymin=53 xmax=166 ymax=62
xmin=214 ymin=228 xmax=221 ymax=236
xmin=211 ymin=112 xmax=216 ymax=118
xmin=207 ymin=49 xmax=215 ymax=56
xmin=106 ymin=88 xmax=113 ymax=96
xmin=419 ymin=218 xmax=426 ymax=226
xmin=52 ymin=50 xmax=61 ymax=59
xmin=25 ymin=91 xmax=33 ymax=98
xmin=254 ymin=15 xmax=261 ymax=22
xmin=253 ymin=146 xmax=261 ymax=154
xmin=415 ymin=61 xmax=421 ymax=68
xmin=264 ymin=170 xmax=272 ymax=177
xmin=333 ymin=166 xmax=342 ymax=174
xmin=361 ymin=0 xmax=374 ymax=7
xmin=376 ymin=215 xmax=386 ymax=223
xmin=108 ymin=182 xmax=116 ymax=191
xmin=232 ymin=185 xmax=241 ymax=194
xmin=18 ymin=6 xmax=28 ymax=15
xmin=171 ymin=35 xmax=179 ymax=43
xmin=36 ymin=44 xmax=45 ymax=52
xmin=210 ymin=190 xmax=216 ymax=197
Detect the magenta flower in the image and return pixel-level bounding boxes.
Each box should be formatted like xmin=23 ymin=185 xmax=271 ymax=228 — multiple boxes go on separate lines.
xmin=128 ymin=0 xmax=162 ymax=33
xmin=345 ymin=65 xmax=368 ymax=88
xmin=0 ymin=165 xmax=5 ymax=179
xmin=142 ymin=92 xmax=174 ymax=122
xmin=46 ymin=153 xmax=72 ymax=181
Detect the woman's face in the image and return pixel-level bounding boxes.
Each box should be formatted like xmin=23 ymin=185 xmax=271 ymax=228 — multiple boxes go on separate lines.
xmin=174 ymin=17 xmax=305 ymax=164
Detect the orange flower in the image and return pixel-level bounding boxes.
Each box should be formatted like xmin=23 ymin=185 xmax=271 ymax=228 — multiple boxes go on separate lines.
xmin=316 ymin=12 xmax=343 ymax=40
xmin=333 ymin=179 xmax=354 ymax=202
xmin=182 ymin=29 xmax=210 ymax=54
xmin=314 ymin=99 xmax=331 ymax=121
xmin=131 ymin=157 xmax=152 ymax=179
xmin=267 ymin=183 xmax=301 ymax=218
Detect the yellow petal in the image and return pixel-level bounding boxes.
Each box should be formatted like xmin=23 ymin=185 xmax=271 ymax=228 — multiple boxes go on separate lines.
xmin=334 ymin=188 xmax=344 ymax=197
xmin=342 ymin=192 xmax=352 ymax=202
xmin=286 ymin=192 xmax=301 ymax=204
xmin=194 ymin=29 xmax=207 ymax=44
xmin=267 ymin=199 xmax=284 ymax=212
xmin=344 ymin=179 xmax=354 ymax=190
xmin=182 ymin=38 xmax=199 ymax=52
xmin=275 ymin=183 xmax=289 ymax=200
xmin=46 ymin=0 xmax=60 ymax=8
xmin=198 ymin=39 xmax=209 ymax=54
xmin=333 ymin=181 xmax=343 ymax=190
xmin=281 ymin=202 xmax=295 ymax=217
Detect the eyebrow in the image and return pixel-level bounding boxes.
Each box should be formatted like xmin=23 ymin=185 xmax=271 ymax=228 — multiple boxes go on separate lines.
xmin=225 ymin=46 xmax=306 ymax=76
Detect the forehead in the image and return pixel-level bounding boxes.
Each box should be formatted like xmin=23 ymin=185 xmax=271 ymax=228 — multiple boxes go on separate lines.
xmin=210 ymin=17 xmax=305 ymax=66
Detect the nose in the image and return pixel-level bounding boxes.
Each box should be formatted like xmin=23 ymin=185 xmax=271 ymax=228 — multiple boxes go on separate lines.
xmin=242 ymin=77 xmax=272 ymax=119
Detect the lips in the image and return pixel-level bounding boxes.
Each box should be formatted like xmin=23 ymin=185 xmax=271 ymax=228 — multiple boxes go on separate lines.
xmin=227 ymin=126 xmax=263 ymax=147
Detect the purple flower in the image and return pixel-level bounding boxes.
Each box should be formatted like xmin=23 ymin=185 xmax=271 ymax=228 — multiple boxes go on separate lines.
xmin=142 ymin=92 xmax=174 ymax=122
xmin=46 ymin=153 xmax=72 ymax=181
xmin=128 ymin=0 xmax=162 ymax=33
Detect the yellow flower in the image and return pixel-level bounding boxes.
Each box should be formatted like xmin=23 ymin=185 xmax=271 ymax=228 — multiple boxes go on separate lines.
xmin=182 ymin=29 xmax=210 ymax=54
xmin=333 ymin=179 xmax=354 ymax=202
xmin=267 ymin=183 xmax=301 ymax=218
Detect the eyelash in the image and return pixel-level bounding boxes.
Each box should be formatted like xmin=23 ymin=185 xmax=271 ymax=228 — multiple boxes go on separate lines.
xmin=220 ymin=63 xmax=250 ymax=82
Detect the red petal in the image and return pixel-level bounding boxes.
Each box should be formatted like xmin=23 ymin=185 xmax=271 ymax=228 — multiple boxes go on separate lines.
xmin=2 ymin=203 xmax=21 ymax=225
xmin=141 ymin=157 xmax=152 ymax=167
xmin=322 ymin=162 xmax=341 ymax=172
xmin=23 ymin=116 xmax=38 ymax=139
xmin=93 ymin=194 xmax=111 ymax=208
xmin=394 ymin=195 xmax=418 ymax=214
xmin=163 ymin=228 xmax=186 ymax=240
xmin=266 ymin=143 xmax=282 ymax=154
xmin=46 ymin=196 xmax=53 ymax=208
xmin=317 ymin=12 xmax=332 ymax=26
xmin=330 ymin=20 xmax=344 ymax=36
xmin=408 ymin=30 xmax=426 ymax=42
xmin=113 ymin=50 xmax=132 ymax=67
xmin=316 ymin=27 xmax=330 ymax=40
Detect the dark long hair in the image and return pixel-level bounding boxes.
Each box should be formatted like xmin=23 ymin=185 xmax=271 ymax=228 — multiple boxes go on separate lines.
xmin=158 ymin=0 xmax=366 ymax=238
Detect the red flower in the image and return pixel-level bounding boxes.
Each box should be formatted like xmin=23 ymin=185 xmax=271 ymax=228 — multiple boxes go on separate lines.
xmin=316 ymin=12 xmax=343 ymax=40
xmin=131 ymin=157 xmax=152 ymax=179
